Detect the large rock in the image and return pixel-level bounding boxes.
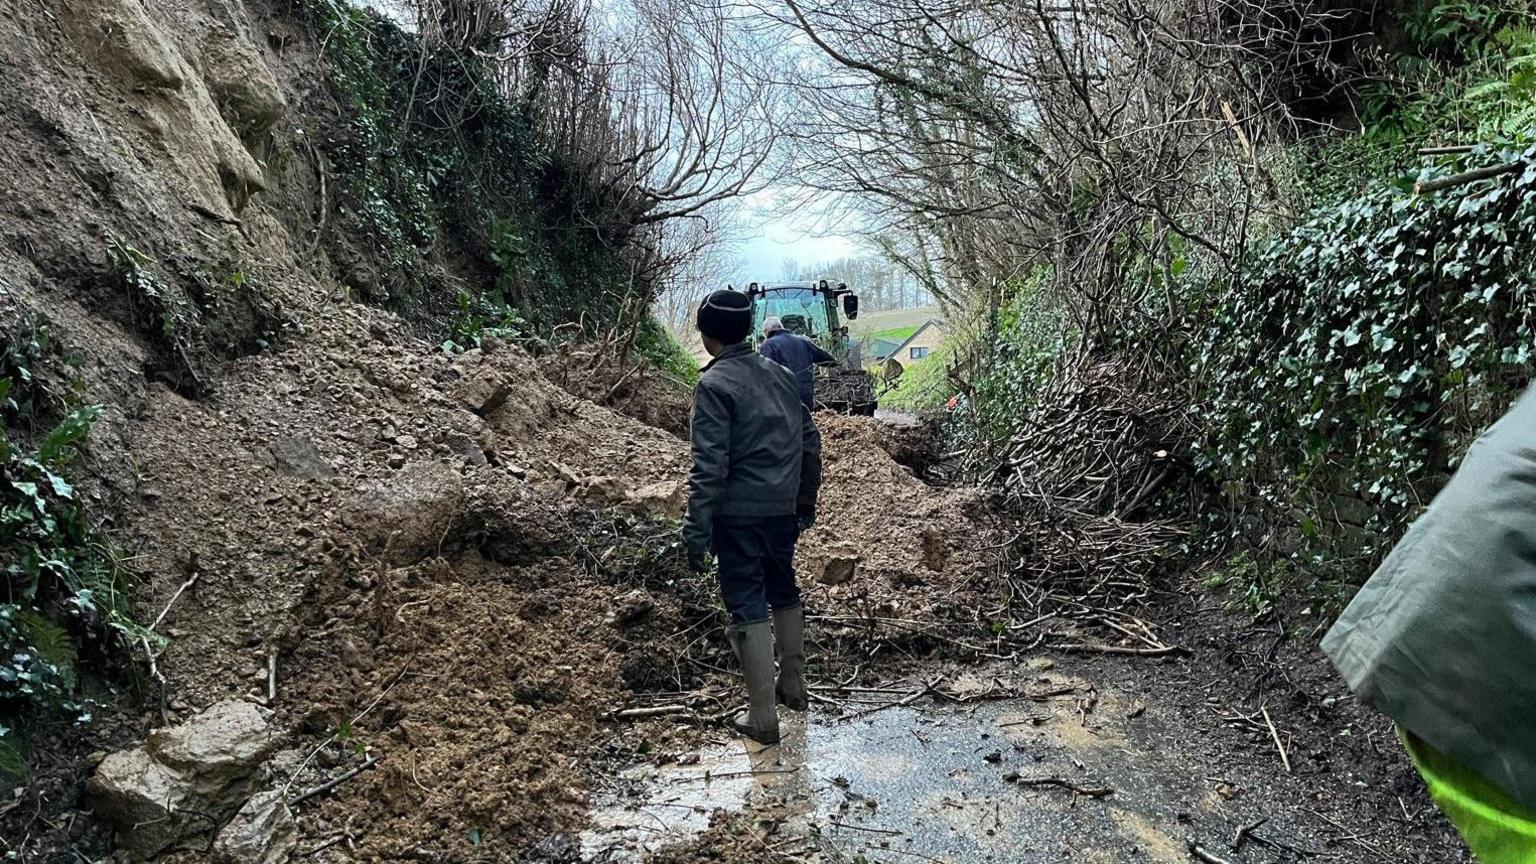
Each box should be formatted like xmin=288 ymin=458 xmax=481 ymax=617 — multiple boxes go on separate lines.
xmin=577 ymin=475 xmax=628 ymax=508
xmin=452 ymin=353 xmax=514 ymax=415
xmin=88 ymin=700 xmax=280 ymax=858
xmin=624 ymin=479 xmax=686 ymax=520
xmin=817 ymin=546 xmax=861 ymax=586
xmin=87 ymin=749 xmax=194 ymax=856
xmin=267 ymin=435 xmax=334 ymax=479
xmin=213 ymin=791 xmax=297 ymax=864
xmin=147 ymin=700 xmax=278 ymax=801
xmin=351 ymin=460 xmax=466 ymax=552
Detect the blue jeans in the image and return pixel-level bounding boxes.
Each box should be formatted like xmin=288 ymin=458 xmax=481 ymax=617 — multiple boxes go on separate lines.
xmin=714 ymin=515 xmax=801 ymax=624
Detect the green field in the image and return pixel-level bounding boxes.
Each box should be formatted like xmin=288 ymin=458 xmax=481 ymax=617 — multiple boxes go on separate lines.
xmin=870 ymin=324 xmax=920 ymax=343
xmin=847 ymin=305 xmax=938 ymax=337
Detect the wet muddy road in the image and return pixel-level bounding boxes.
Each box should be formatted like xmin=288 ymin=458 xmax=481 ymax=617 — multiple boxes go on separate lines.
xmin=582 ymin=652 xmax=1467 ymax=864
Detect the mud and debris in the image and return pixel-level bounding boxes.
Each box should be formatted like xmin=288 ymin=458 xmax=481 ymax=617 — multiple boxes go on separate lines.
xmin=0 ymin=0 xmax=1479 ymax=858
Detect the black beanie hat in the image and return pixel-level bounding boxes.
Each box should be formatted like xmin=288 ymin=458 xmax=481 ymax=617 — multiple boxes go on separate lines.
xmin=696 ymin=289 xmax=752 ymax=344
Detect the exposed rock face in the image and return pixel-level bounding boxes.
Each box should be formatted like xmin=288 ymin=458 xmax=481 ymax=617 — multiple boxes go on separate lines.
xmin=63 ymin=0 xmax=186 ymax=90
xmin=200 ymin=26 xmax=287 ymax=139
xmin=88 ymin=700 xmax=280 ymax=858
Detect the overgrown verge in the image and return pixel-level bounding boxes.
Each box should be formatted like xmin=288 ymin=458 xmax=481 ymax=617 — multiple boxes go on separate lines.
xmin=301 ymin=0 xmax=656 ymax=338
xmin=0 ymin=322 xmax=143 ymax=783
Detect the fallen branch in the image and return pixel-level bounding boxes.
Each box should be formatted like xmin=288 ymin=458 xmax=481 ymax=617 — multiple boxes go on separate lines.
xmin=1414 ymin=160 xmax=1522 ymax=195
xmin=186 ymin=202 xmax=242 ymax=227
xmin=1418 ymin=144 xmax=1476 ymax=155
xmin=1048 ymin=642 xmax=1182 ymax=657
xmin=1009 ymin=775 xmax=1114 ymax=798
xmin=841 ymin=681 xmax=935 ymax=721
xmin=609 ymin=705 xmax=694 ymax=720
xmin=141 ymin=636 xmax=166 ymax=684
xmin=1261 ymin=706 xmax=1292 ymax=773
xmin=291 ymin=756 xmax=379 ymax=806
xmin=828 ymin=820 xmax=903 ymax=835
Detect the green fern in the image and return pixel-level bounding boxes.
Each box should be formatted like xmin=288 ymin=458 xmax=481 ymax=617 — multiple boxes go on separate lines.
xmin=0 ymin=736 xmax=25 ymax=785
xmin=18 ymin=610 xmax=77 ymax=692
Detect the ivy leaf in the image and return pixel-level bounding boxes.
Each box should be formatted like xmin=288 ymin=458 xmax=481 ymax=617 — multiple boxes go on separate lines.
xmin=46 ymin=472 xmax=73 ymax=500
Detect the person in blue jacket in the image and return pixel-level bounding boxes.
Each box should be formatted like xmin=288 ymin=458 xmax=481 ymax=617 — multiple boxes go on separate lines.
xmin=759 ymin=316 xmax=837 ymax=411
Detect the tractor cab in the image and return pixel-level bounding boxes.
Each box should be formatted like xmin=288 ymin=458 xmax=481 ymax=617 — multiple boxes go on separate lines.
xmin=744 ymin=280 xmax=860 ymax=358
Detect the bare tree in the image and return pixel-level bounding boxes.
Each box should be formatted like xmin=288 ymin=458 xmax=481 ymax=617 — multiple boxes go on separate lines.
xmin=764 ymin=0 xmax=1376 ymax=343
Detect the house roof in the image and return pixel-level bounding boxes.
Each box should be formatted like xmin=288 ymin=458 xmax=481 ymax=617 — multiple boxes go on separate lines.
xmin=889 ymin=318 xmax=946 ymax=361
xmin=869 ymin=337 xmax=904 ymax=360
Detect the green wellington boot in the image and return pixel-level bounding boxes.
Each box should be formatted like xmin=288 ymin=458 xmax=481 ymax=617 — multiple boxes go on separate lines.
xmin=773 ymin=606 xmax=808 ymax=710
xmin=725 ymin=620 xmax=780 ymax=744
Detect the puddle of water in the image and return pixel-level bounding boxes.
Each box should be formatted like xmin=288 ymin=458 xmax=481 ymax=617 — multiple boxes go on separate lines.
xmin=582 ymin=678 xmax=1212 ymax=863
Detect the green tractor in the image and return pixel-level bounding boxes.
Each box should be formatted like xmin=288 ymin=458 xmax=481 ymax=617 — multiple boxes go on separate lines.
xmin=745 ymin=280 xmax=878 ymax=416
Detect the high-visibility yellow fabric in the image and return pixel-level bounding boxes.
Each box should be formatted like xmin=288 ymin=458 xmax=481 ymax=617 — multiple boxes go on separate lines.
xmin=1403 ymin=730 xmax=1536 ymax=863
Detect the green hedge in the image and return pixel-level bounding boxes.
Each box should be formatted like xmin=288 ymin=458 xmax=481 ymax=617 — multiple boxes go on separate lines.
xmin=1186 ymin=144 xmax=1536 ymax=585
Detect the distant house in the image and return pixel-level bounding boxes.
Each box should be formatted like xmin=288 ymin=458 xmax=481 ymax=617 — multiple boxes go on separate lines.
xmin=886 ymin=318 xmax=946 ymax=369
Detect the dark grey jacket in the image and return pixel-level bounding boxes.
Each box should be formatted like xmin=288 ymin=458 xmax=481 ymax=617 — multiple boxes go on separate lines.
xmin=684 ymin=342 xmax=823 ymax=554
xmin=1323 ymin=384 xmax=1536 ymax=807
xmin=760 ymin=331 xmax=836 ymax=410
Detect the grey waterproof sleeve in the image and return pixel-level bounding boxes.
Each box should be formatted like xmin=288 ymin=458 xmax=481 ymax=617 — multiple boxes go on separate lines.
xmin=684 ymin=380 xmax=732 ymax=554
xmin=797 ymin=406 xmax=822 ymax=516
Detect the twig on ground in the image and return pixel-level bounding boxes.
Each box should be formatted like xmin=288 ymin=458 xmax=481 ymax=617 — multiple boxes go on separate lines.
xmin=1189 ymin=841 xmax=1237 ymax=864
xmin=291 ymin=756 xmax=379 ymax=806
xmin=1232 ymin=817 xmax=1267 ymax=850
xmin=682 ymin=767 xmax=799 ymax=782
xmin=1009 ymin=775 xmax=1114 ymax=798
xmin=1261 ymin=706 xmax=1291 ymax=773
xmin=149 ymin=568 xmax=201 ymax=633
xmin=267 ymin=652 xmax=277 ymax=706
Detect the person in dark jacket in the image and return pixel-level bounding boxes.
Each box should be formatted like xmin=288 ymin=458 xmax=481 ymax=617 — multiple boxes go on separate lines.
xmin=759 ymin=316 xmax=837 ymax=411
xmin=685 ymin=291 xmax=823 ymax=745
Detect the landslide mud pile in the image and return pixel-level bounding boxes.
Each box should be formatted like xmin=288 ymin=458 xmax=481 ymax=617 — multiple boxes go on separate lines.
xmin=97 ymin=306 xmax=998 ymax=859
